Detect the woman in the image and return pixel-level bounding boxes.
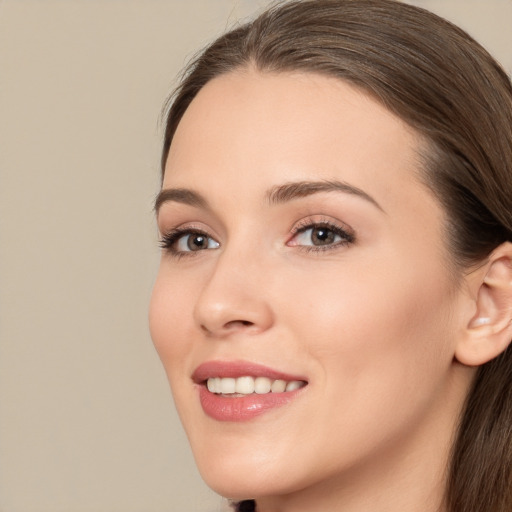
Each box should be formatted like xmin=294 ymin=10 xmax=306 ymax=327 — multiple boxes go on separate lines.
xmin=149 ymin=1 xmax=512 ymax=511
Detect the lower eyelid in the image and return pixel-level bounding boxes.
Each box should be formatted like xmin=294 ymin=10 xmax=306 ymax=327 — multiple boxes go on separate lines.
xmin=292 ymin=239 xmax=352 ymax=251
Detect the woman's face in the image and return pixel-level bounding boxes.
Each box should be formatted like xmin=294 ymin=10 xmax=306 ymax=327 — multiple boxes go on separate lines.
xmin=150 ymin=70 xmax=471 ymax=503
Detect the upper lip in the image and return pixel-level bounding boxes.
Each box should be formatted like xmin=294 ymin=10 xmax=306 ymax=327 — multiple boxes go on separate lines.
xmin=192 ymin=360 xmax=308 ymax=384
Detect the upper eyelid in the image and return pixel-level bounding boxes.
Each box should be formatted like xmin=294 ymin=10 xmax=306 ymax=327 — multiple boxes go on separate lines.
xmin=159 ymin=220 xmax=220 ymax=238
xmin=162 ymin=226 xmax=219 ymax=243
xmin=155 ymin=200 xmax=223 ymax=236
xmin=156 ymin=191 xmax=361 ymax=232
xmin=290 ymin=216 xmax=355 ymax=235
xmin=159 ymin=216 xmax=356 ymax=248
xmin=293 ymin=220 xmax=342 ymax=232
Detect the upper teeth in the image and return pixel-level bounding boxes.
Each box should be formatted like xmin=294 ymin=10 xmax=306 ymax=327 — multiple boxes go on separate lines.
xmin=206 ymin=376 xmax=306 ymax=395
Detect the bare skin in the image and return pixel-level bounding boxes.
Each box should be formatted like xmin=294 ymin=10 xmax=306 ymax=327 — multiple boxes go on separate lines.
xmin=150 ymin=70 xmax=489 ymax=512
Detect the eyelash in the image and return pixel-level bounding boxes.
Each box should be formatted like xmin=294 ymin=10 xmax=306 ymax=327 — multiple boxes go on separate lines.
xmin=159 ymin=219 xmax=355 ymax=258
xmin=159 ymin=227 xmax=216 ymax=259
xmin=289 ymin=219 xmax=355 ymax=253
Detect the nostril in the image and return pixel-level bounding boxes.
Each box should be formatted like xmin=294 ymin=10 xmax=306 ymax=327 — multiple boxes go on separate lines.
xmin=200 ymin=319 xmax=254 ymax=334
xmin=226 ymin=320 xmax=254 ymax=329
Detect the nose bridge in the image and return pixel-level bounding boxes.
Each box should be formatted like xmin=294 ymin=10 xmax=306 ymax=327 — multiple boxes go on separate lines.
xmin=193 ymin=234 xmax=274 ymax=336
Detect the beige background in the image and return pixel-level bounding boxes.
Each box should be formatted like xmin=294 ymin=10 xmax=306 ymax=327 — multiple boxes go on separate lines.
xmin=0 ymin=1 xmax=511 ymax=511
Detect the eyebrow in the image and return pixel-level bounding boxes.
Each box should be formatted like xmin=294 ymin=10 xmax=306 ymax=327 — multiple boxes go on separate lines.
xmin=154 ymin=188 xmax=209 ymax=213
xmin=155 ymin=179 xmax=384 ymax=213
xmin=266 ymin=180 xmax=384 ymax=212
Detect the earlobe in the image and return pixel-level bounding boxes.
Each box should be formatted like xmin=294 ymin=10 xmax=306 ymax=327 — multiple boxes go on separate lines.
xmin=455 ymin=242 xmax=512 ymax=367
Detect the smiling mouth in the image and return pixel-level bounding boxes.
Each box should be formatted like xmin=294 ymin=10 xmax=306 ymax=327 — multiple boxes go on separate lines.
xmin=195 ymin=364 xmax=308 ymax=421
xmin=206 ymin=376 xmax=307 ymax=395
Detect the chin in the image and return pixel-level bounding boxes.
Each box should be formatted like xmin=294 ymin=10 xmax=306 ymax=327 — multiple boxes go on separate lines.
xmin=203 ymin=476 xmax=284 ymax=503
xmin=192 ymin=450 xmax=288 ymax=500
xmin=196 ymin=447 xmax=320 ymax=503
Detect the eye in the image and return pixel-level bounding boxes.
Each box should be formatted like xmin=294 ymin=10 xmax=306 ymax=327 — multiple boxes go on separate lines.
xmin=160 ymin=229 xmax=220 ymax=255
xmin=295 ymin=225 xmax=340 ymax=246
xmin=288 ymin=221 xmax=355 ymax=250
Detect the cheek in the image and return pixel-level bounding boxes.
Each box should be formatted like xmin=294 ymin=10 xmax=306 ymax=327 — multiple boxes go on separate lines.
xmin=283 ymin=255 xmax=457 ymax=421
xmin=259 ymin=259 xmax=459 ymax=483
xmin=283 ymin=252 xmax=454 ymax=350
xmin=149 ymin=266 xmax=194 ymax=376
xmin=149 ymin=267 xmax=205 ymax=439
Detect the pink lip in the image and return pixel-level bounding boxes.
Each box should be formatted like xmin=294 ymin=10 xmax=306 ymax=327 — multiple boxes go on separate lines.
xmin=192 ymin=360 xmax=306 ymax=383
xmin=192 ymin=360 xmax=308 ymax=422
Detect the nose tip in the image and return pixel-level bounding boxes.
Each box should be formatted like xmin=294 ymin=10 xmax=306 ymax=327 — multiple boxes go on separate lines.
xmin=194 ymin=280 xmax=274 ymax=338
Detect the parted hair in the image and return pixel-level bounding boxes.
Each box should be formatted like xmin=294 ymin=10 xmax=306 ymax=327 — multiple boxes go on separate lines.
xmin=161 ymin=1 xmax=512 ymax=511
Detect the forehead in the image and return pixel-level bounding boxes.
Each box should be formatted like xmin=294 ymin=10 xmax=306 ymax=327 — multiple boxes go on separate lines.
xmin=164 ymin=69 xmax=427 ymax=212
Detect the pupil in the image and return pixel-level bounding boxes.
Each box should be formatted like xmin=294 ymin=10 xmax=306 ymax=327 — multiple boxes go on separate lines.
xmin=188 ymin=234 xmax=207 ymax=250
xmin=313 ymin=227 xmax=334 ymax=245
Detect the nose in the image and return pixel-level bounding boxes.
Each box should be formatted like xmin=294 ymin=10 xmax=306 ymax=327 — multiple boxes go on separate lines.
xmin=193 ymin=248 xmax=275 ymax=338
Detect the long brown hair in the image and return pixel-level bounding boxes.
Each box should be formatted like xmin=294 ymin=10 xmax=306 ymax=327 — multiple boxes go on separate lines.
xmin=161 ymin=1 xmax=512 ymax=510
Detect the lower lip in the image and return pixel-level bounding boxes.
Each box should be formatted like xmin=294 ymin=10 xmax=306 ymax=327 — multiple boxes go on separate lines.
xmin=198 ymin=385 xmax=305 ymax=422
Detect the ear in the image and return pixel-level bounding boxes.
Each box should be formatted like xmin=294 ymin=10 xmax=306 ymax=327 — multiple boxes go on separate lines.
xmin=455 ymin=242 xmax=512 ymax=367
